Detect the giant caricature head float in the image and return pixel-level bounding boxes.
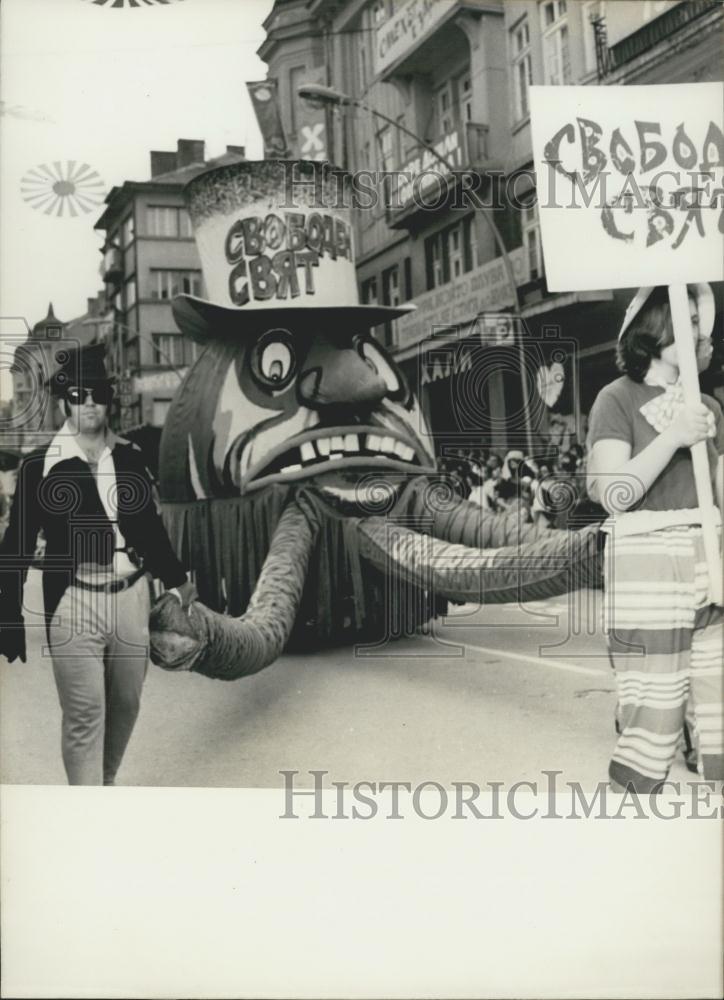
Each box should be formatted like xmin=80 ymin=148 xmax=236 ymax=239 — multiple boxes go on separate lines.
xmin=151 ymin=160 xmax=603 ymax=680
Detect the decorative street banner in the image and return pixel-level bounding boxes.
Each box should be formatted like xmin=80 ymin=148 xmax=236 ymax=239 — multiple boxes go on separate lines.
xmin=246 ymin=80 xmax=289 ymax=157
xmin=530 ymin=82 xmax=724 ymax=291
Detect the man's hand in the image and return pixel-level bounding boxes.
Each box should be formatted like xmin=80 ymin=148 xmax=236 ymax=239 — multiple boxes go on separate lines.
xmin=169 ymin=580 xmax=198 ymax=609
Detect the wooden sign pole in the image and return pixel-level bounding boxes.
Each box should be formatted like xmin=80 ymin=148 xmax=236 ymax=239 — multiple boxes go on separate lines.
xmin=668 ymin=283 xmax=723 ymax=606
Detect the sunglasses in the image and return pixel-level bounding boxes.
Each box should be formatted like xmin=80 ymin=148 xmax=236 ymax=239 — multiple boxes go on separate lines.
xmin=65 ymin=385 xmax=113 ymax=406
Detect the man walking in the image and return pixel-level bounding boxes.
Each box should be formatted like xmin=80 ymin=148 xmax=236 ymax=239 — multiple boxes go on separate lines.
xmin=0 ymin=345 xmax=194 ymax=785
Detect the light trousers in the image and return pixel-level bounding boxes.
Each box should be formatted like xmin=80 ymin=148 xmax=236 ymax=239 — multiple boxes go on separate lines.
xmin=48 ymin=576 xmax=151 ymax=786
xmin=604 ymin=525 xmax=724 ymax=792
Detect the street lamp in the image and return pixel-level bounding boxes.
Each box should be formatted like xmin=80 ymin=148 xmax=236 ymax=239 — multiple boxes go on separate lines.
xmin=298 ymin=84 xmax=522 ymax=309
xmin=298 ymin=83 xmax=533 ymax=452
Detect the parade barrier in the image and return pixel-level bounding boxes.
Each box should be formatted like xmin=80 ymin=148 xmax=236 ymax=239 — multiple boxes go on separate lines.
xmin=530 ymin=82 xmax=723 ymax=605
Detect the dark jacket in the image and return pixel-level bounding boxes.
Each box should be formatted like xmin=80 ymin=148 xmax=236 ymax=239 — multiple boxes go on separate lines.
xmin=0 ymin=433 xmax=187 ymax=645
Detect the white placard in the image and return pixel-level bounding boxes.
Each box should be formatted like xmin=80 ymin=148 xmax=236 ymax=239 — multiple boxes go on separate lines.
xmin=530 ymin=83 xmax=724 ymax=291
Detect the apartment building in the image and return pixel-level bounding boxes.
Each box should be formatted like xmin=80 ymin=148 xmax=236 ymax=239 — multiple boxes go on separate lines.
xmin=94 ymin=139 xmax=246 ymax=432
xmin=258 ymin=0 xmax=723 ymax=456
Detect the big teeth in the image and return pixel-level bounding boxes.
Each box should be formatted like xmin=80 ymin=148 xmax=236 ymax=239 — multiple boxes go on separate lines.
xmin=366 ymin=433 xmax=382 ymax=451
xmin=331 ymin=434 xmax=345 ymax=451
xmin=317 ymin=438 xmax=331 ymax=456
xmin=344 ymin=433 xmax=359 ymax=451
xmin=329 ymin=452 xmax=343 ymax=460
xmin=300 ymin=442 xmax=316 ymax=462
xmin=399 ymin=444 xmax=415 ymax=461
xmin=281 ymin=464 xmax=302 ymax=474
xmin=380 ymin=435 xmax=396 ymax=453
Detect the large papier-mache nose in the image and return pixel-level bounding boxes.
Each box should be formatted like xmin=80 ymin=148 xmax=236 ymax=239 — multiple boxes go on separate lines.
xmin=298 ymin=339 xmax=388 ymax=409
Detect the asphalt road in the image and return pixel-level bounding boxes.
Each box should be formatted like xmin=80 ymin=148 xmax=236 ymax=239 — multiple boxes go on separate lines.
xmin=1 ymin=570 xmax=692 ymax=788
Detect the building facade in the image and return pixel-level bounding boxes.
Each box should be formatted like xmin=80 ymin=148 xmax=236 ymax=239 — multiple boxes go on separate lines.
xmin=258 ymin=0 xmax=723 ymax=459
xmin=9 ymin=300 xmax=103 ymax=452
xmin=94 ymin=139 xmax=246 ymax=433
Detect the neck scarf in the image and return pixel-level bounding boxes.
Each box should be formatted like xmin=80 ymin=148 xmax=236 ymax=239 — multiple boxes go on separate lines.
xmin=639 ymin=373 xmax=715 ymax=437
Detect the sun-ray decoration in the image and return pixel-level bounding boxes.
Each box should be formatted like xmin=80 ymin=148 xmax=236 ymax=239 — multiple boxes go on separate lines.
xmin=81 ymin=0 xmax=185 ymax=8
xmin=20 ymin=161 xmax=107 ymax=218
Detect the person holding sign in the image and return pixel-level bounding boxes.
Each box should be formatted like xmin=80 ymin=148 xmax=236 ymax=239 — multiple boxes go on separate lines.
xmin=586 ymin=283 xmax=723 ymax=793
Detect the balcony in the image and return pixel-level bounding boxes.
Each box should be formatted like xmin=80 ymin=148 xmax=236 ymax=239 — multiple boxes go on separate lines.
xmin=385 ymin=120 xmax=500 ymax=230
xmin=606 ymin=0 xmax=721 ymax=72
xmin=102 ymin=246 xmax=123 ymax=286
xmin=374 ymin=0 xmax=503 ymax=81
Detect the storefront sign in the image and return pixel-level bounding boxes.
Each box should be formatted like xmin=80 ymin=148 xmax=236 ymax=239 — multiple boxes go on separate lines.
xmin=530 ymin=82 xmax=724 ymax=290
xmin=420 ymin=344 xmax=473 ymax=385
xmin=375 ymin=0 xmax=453 ymax=74
xmin=394 ymin=246 xmax=529 ymax=352
xmin=390 ymin=131 xmax=462 ymax=209
xmin=133 ymin=370 xmax=186 ymax=394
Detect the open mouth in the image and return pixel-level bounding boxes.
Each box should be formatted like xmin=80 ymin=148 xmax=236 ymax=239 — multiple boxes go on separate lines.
xmin=241 ymin=425 xmax=430 ymax=491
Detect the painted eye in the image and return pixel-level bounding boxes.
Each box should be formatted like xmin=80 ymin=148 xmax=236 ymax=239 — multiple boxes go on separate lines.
xmin=251 ymin=332 xmax=296 ymax=390
xmin=356 ymin=337 xmax=404 ymax=398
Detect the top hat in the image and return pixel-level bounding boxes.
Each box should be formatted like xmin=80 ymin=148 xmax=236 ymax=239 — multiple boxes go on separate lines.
xmin=172 ymin=159 xmax=415 ymax=341
xmin=618 ymin=283 xmax=715 ymax=341
xmin=48 ymin=343 xmax=113 ymax=397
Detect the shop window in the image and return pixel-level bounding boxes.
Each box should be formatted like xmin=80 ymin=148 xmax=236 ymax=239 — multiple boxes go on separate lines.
xmin=541 ymin=0 xmax=571 ymax=85
xmin=510 ymin=18 xmax=532 ymax=120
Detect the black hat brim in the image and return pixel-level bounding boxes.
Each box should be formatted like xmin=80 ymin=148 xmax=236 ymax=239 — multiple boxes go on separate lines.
xmin=172 ymin=294 xmax=416 ymax=343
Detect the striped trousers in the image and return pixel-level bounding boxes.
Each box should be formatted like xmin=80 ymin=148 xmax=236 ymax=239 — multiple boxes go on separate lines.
xmin=604 ymin=524 xmax=723 ymax=792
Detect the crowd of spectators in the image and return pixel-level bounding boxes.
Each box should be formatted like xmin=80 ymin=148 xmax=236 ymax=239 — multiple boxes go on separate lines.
xmin=437 ymin=442 xmax=604 ymax=531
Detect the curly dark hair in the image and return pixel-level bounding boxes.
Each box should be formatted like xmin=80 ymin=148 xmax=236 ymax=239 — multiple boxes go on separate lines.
xmin=616 ymin=286 xmax=694 ymax=382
